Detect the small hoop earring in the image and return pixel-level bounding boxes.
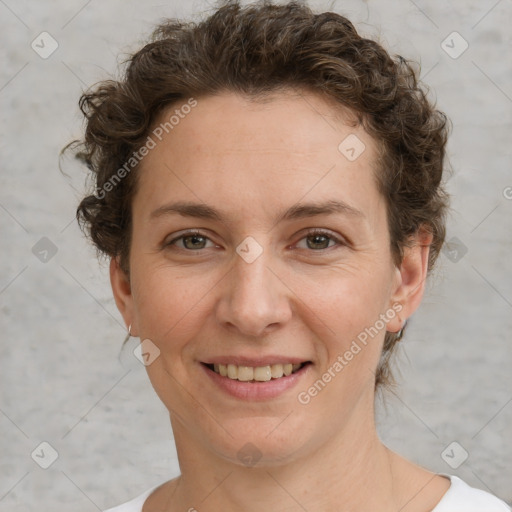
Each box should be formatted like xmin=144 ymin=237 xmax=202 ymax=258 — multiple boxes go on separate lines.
xmin=128 ymin=324 xmax=132 ymax=337
xmin=396 ymin=319 xmax=407 ymax=341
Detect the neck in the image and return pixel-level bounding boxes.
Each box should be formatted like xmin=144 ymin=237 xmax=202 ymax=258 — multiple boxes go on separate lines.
xmin=166 ymin=392 xmax=401 ymax=512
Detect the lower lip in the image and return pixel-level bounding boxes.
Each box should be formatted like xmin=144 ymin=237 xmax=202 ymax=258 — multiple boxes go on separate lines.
xmin=201 ymin=363 xmax=310 ymax=401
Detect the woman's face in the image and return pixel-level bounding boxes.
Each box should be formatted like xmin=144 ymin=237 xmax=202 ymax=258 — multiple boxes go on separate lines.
xmin=111 ymin=91 xmax=428 ymax=466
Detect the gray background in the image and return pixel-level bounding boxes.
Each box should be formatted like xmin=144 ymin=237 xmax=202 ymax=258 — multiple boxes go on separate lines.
xmin=1 ymin=0 xmax=511 ymax=510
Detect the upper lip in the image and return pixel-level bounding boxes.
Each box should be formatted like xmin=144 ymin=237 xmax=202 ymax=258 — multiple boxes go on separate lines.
xmin=202 ymin=356 xmax=311 ymax=366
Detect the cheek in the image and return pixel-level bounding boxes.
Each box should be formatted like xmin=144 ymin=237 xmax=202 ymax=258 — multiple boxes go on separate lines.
xmin=294 ymin=267 xmax=393 ymax=401
xmin=130 ymin=262 xmax=221 ymax=352
xmin=296 ymin=275 xmax=390 ymax=413
xmin=130 ymin=266 xmax=215 ymax=410
xmin=299 ymin=264 xmax=391 ymax=338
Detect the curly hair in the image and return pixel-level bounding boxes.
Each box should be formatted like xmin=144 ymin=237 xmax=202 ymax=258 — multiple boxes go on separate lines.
xmin=71 ymin=0 xmax=450 ymax=389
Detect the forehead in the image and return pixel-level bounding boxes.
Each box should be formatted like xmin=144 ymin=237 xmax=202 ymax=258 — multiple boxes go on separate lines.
xmin=134 ymin=90 xmax=384 ymax=226
xmin=149 ymin=90 xmax=366 ymax=159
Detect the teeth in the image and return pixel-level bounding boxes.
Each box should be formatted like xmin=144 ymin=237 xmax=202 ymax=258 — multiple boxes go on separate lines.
xmin=254 ymin=366 xmax=271 ymax=381
xmin=271 ymin=364 xmax=284 ymax=378
xmin=227 ymin=364 xmax=238 ymax=379
xmin=237 ymin=366 xmax=254 ymax=381
xmin=213 ymin=363 xmax=304 ymax=381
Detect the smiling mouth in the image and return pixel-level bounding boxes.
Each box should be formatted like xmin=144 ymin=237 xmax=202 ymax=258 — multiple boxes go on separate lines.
xmin=203 ymin=362 xmax=310 ymax=382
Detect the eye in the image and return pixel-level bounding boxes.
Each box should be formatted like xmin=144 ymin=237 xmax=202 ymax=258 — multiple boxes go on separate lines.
xmin=165 ymin=230 xmax=216 ymax=251
xmin=295 ymin=229 xmax=344 ymax=251
xmin=164 ymin=228 xmax=345 ymax=253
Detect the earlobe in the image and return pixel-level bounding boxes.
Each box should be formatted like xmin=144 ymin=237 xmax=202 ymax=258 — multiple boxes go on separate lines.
xmin=387 ymin=227 xmax=433 ymax=333
xmin=110 ymin=257 xmax=136 ymax=334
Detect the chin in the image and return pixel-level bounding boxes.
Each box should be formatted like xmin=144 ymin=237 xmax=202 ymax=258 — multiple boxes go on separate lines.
xmin=203 ymin=415 xmax=315 ymax=469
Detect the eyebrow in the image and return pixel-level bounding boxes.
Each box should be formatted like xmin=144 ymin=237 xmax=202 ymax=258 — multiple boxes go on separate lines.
xmin=150 ymin=199 xmax=365 ymax=224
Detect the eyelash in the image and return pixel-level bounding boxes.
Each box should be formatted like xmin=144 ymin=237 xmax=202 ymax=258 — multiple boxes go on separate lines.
xmin=165 ymin=229 xmax=345 ymax=253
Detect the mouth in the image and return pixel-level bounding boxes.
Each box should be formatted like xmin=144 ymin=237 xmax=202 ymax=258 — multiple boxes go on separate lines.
xmin=200 ymin=357 xmax=312 ymax=400
xmin=203 ymin=362 xmax=310 ymax=382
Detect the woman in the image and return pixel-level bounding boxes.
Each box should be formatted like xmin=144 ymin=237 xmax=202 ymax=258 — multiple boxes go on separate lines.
xmin=71 ymin=1 xmax=510 ymax=510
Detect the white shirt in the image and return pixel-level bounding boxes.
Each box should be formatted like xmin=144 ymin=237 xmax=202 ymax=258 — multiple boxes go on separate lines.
xmin=103 ymin=475 xmax=511 ymax=511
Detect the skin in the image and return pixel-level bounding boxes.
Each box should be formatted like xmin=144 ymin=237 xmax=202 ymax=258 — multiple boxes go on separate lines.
xmin=110 ymin=90 xmax=450 ymax=511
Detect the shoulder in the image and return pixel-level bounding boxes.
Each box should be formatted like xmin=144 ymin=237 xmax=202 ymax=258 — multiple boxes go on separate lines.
xmin=433 ymin=475 xmax=511 ymax=512
xmin=103 ymin=485 xmax=160 ymax=512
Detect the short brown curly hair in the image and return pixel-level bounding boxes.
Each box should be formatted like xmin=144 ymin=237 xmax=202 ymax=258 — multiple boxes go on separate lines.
xmin=71 ymin=0 xmax=450 ymax=389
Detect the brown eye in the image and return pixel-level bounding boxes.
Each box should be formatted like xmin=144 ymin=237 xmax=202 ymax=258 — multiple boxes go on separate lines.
xmin=306 ymin=233 xmax=331 ymax=250
xmin=182 ymin=234 xmax=208 ymax=250
xmin=295 ymin=229 xmax=344 ymax=251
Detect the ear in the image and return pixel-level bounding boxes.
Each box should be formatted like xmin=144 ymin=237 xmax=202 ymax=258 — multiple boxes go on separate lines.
xmin=110 ymin=257 xmax=137 ymax=336
xmin=387 ymin=227 xmax=433 ymax=333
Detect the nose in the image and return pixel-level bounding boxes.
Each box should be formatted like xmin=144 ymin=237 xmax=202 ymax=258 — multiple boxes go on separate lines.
xmin=215 ymin=242 xmax=292 ymax=338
